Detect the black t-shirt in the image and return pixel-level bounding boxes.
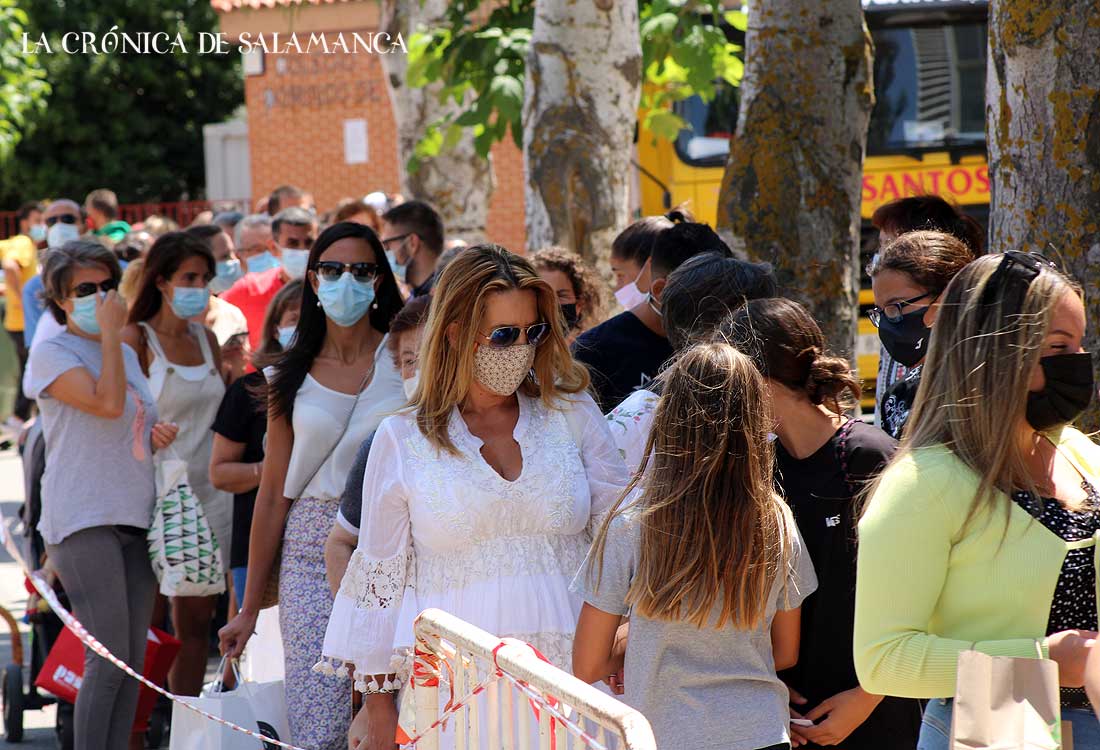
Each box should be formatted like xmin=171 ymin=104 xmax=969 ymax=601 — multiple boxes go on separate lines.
xmin=775 ymin=420 xmax=921 ymax=750
xmin=878 ymin=365 xmax=922 ymax=440
xmin=571 ymin=311 xmax=673 ymax=412
xmin=211 ymin=372 xmax=267 ymax=570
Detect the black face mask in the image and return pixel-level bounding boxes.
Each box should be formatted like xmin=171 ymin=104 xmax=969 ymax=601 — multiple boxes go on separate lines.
xmin=560 ymin=303 xmax=579 ymax=330
xmin=877 ymin=307 xmax=931 ymax=368
xmin=1026 ymin=352 xmax=1095 ymax=431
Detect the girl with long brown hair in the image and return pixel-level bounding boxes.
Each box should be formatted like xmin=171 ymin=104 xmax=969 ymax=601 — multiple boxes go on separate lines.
xmin=317 ymin=244 xmax=629 ymax=750
xmin=723 ymin=298 xmax=920 ymax=749
xmin=573 ymin=341 xmax=817 ymax=750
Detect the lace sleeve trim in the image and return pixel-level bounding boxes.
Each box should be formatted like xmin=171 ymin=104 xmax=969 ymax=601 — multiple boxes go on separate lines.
xmin=337 ymin=548 xmax=412 ymax=610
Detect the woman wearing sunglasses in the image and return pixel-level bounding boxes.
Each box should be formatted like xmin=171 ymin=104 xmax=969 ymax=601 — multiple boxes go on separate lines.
xmin=218 ymin=222 xmax=405 ymax=750
xmin=318 ymin=244 xmax=628 ymax=750
xmin=120 ymin=232 xmax=231 ymax=699
xmin=855 ymin=252 xmax=1100 ymax=749
xmin=26 ymin=240 xmax=177 ymax=749
xmin=868 ymin=231 xmax=975 ymax=439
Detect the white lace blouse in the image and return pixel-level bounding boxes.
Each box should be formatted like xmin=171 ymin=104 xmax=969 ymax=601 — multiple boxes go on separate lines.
xmin=317 ymin=391 xmax=629 ymax=686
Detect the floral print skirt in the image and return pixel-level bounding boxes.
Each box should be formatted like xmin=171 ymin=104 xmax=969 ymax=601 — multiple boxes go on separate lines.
xmin=280 ymin=496 xmax=350 ymax=749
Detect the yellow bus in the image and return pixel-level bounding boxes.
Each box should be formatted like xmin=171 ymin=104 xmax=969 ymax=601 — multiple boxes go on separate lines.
xmin=635 ymin=0 xmax=989 ymax=406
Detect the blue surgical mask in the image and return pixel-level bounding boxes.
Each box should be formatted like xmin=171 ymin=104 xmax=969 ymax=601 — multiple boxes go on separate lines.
xmin=246 ymin=250 xmax=280 ymax=275
xmin=47 ymin=222 xmax=80 ymax=250
xmin=386 ymin=250 xmax=407 ymax=284
xmin=169 ymin=286 xmax=210 ymax=319
xmin=211 ymin=259 xmax=243 ymax=294
xmin=277 ymin=325 xmax=296 ymax=349
xmin=317 ymin=272 xmax=375 ymax=327
xmin=281 ymin=248 xmax=309 ymax=280
xmin=69 ymin=293 xmax=101 ymax=334
xmin=29 ymin=224 xmax=47 ymax=242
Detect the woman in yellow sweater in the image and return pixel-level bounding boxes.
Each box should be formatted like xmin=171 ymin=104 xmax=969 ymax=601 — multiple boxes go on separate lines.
xmin=855 ymin=251 xmax=1100 ymax=749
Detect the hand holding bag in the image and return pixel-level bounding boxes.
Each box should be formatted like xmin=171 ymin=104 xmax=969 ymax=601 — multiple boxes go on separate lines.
xmin=950 ymin=645 xmax=1064 ymax=750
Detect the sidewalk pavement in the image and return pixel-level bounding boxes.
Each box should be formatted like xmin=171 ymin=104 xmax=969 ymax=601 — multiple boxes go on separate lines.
xmin=0 ymin=448 xmax=59 ymax=745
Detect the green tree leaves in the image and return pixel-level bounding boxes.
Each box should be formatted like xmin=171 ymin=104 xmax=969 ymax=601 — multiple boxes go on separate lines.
xmin=405 ymin=0 xmax=744 ymax=166
xmin=0 ymin=0 xmax=241 ymax=206
xmin=0 ymin=0 xmax=50 ymax=164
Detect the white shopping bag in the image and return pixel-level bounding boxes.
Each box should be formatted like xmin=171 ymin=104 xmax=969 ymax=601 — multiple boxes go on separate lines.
xmin=169 ymin=678 xmax=291 ymax=750
xmin=149 ymin=453 xmax=225 ymax=597
xmin=241 ymin=606 xmax=285 ymax=683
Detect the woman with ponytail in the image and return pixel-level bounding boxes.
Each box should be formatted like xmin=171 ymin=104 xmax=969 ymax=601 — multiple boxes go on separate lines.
xmin=722 ymin=298 xmax=920 ymax=749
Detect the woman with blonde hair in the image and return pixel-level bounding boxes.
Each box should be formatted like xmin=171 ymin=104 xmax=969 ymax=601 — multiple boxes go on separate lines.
xmin=573 ymin=341 xmax=817 ymax=750
xmin=318 ymin=244 xmax=629 ymax=750
xmin=856 ymin=252 xmax=1100 ymax=749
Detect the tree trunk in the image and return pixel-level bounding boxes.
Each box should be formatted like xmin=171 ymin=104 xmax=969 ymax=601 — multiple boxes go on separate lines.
xmin=987 ymin=0 xmax=1100 ymax=428
xmin=379 ymin=0 xmax=494 ymax=241
xmin=522 ymin=0 xmax=641 ymax=277
xmin=716 ymin=0 xmax=873 ymax=358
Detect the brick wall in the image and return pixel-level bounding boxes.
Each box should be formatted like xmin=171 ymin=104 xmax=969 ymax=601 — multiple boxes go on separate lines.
xmin=243 ymin=31 xmax=526 ymax=250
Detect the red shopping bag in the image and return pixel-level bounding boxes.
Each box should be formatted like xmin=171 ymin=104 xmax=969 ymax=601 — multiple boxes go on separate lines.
xmin=35 ymin=625 xmax=181 ymax=732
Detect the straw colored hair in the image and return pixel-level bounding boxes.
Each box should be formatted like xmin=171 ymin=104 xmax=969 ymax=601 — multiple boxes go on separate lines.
xmin=869 ymin=253 xmax=1081 ymax=528
xmin=414 ymin=244 xmax=589 ymax=454
xmin=590 ymin=342 xmax=793 ymax=629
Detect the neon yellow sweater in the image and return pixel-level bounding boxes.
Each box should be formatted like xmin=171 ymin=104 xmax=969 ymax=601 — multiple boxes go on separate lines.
xmin=854 ymin=425 xmax=1100 ymax=699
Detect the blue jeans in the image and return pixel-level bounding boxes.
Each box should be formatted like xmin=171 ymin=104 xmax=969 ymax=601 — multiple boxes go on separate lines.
xmin=920 ymin=698 xmax=1100 ymax=749
xmin=231 ymin=566 xmax=247 ymax=609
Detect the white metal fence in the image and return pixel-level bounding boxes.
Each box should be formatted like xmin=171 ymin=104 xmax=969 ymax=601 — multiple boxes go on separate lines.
xmin=408 ymin=608 xmax=656 ymax=750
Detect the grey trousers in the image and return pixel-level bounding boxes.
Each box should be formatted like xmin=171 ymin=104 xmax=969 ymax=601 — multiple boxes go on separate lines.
xmin=47 ymin=525 xmax=157 ymax=750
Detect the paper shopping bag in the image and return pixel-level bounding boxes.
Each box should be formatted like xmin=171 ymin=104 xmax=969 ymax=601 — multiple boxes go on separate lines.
xmin=950 ymin=649 xmax=1062 ymax=750
xmin=169 ymin=679 xmax=290 ymax=750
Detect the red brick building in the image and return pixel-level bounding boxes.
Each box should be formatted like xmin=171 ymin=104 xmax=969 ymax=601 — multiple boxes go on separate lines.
xmin=211 ymin=0 xmax=526 ymax=251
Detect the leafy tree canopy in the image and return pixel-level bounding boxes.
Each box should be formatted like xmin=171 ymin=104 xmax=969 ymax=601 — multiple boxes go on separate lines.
xmin=405 ymin=0 xmax=745 ymax=171
xmin=0 ymin=0 xmax=242 ymax=208
xmin=0 ymin=0 xmax=50 ymax=165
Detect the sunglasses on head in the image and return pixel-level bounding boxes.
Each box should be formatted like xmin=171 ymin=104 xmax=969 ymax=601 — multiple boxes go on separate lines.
xmin=314 ymin=261 xmax=380 ymax=282
xmin=71 ymin=278 xmax=118 ymax=298
xmin=978 ymin=251 xmax=1059 ymax=308
xmin=46 ymin=215 xmax=78 ymax=226
xmin=480 ymin=322 xmax=551 ymax=349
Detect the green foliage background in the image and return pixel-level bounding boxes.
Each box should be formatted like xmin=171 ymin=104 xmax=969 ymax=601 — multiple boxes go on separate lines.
xmin=0 ymin=0 xmax=242 ymax=207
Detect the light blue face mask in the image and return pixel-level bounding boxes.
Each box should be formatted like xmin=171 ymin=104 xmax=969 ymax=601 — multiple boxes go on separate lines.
xmin=211 ymin=259 xmax=243 ymax=294
xmin=69 ymin=293 xmax=101 ymax=334
xmin=169 ymin=286 xmax=210 ymax=319
xmin=29 ymin=224 xmax=47 ymax=242
xmin=246 ymin=250 xmax=280 ymax=275
xmin=317 ymin=272 xmax=375 ymax=328
xmin=277 ymin=325 xmax=296 ymax=349
xmin=386 ymin=249 xmax=407 ymax=284
xmin=281 ymin=248 xmax=309 ymax=280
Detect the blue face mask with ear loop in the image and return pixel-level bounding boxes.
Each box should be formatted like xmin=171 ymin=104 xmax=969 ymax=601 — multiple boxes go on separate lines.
xmin=316 ymin=272 xmax=376 ymax=327
xmin=386 ymin=249 xmax=407 ymax=284
xmin=69 ymin=292 xmax=102 ymax=334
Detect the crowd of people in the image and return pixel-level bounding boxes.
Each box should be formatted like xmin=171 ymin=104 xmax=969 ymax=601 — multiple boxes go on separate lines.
xmin=0 ymin=185 xmax=1097 ymax=750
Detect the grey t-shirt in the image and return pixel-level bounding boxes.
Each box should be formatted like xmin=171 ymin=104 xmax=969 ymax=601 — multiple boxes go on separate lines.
xmin=336 ymin=430 xmax=376 ymax=534
xmin=574 ymin=510 xmax=817 ymax=750
xmin=27 ymin=331 xmax=159 ymax=545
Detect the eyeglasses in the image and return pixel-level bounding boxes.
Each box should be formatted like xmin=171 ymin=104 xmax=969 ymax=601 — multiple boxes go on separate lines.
xmin=46 ymin=215 xmax=78 ymax=227
xmin=380 ymin=233 xmax=412 ymax=248
xmin=479 ymin=323 xmax=552 ymax=349
xmin=868 ymin=292 xmax=936 ymax=327
xmin=70 ymin=278 xmax=118 ymax=298
xmin=313 ymin=261 xmax=380 ymax=282
xmin=978 ymin=251 xmax=1059 ymax=309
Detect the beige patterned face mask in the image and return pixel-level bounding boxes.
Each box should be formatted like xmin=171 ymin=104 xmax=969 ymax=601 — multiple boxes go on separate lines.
xmin=473 ymin=343 xmax=536 ymax=396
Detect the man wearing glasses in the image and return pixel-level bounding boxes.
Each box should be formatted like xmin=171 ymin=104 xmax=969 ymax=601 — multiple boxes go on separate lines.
xmin=22 ymin=199 xmax=83 ymax=345
xmin=379 ymin=200 xmax=445 ymax=298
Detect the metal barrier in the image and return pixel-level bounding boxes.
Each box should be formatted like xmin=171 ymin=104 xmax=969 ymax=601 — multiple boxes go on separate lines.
xmin=410 ymin=608 xmax=655 ymax=750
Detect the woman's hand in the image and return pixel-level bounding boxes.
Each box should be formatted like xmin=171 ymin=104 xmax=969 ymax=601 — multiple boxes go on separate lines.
xmin=353 ymin=694 xmax=399 ymax=750
xmin=96 ymin=290 xmax=128 ymax=336
xmin=787 ymin=685 xmax=811 ymax=747
xmin=601 ymin=621 xmax=629 ymax=695
xmin=1047 ymin=629 xmax=1098 ymax=687
xmin=218 ymin=609 xmax=258 ymax=659
xmin=151 ymin=422 xmax=179 ymax=452
xmin=797 ymin=686 xmax=883 ymax=746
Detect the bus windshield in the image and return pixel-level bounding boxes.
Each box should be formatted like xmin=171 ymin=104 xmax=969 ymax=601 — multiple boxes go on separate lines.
xmin=672 ymin=17 xmax=988 ymax=165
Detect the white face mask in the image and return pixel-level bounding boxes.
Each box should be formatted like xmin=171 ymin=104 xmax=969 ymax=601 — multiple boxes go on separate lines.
xmin=47 ymin=222 xmax=80 ymax=249
xmin=281 ymin=248 xmax=309 ymax=279
xmin=614 ymin=281 xmax=647 ymax=310
xmin=402 ymin=370 xmax=420 ymax=400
